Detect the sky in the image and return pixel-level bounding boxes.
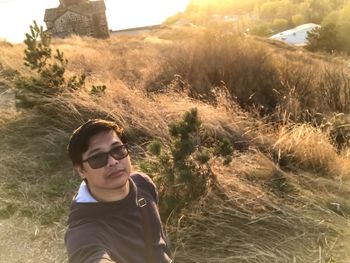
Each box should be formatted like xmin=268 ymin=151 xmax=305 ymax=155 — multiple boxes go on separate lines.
xmin=0 ymin=0 xmax=190 ymax=43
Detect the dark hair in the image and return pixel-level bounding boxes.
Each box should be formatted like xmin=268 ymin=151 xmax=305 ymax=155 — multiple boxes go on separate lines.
xmin=67 ymin=119 xmax=125 ymax=166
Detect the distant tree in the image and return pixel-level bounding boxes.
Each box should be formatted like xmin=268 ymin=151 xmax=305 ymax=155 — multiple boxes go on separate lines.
xmin=306 ymin=23 xmax=341 ymax=53
xmin=328 ymin=0 xmax=348 ymax=10
xmin=337 ymin=2 xmax=350 ymax=53
xmin=275 ymin=1 xmax=297 ymax=18
xmin=305 ymin=0 xmax=331 ymax=23
xmin=322 ymin=10 xmax=341 ymax=26
xmin=164 ymin=12 xmax=184 ymax=26
xmin=228 ymin=0 xmax=255 ymax=15
xmin=292 ymin=14 xmax=305 ymax=26
xmin=250 ymin=23 xmax=273 ymax=36
xmin=337 ymin=22 xmax=350 ymax=54
xmin=272 ymin=18 xmax=289 ymax=31
xmin=260 ymin=1 xmax=282 ymax=20
xmin=182 ymin=0 xmax=349 ymax=33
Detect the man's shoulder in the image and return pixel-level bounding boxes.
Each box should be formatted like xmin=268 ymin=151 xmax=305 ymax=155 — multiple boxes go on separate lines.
xmin=131 ymin=172 xmax=158 ymax=202
xmin=131 ymin=171 xmax=155 ymax=185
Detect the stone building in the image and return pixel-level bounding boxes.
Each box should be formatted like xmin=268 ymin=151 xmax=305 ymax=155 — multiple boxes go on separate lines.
xmin=44 ymin=0 xmax=109 ymax=39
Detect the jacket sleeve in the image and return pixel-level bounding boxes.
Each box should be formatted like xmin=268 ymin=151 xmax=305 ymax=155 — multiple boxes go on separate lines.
xmin=68 ymin=246 xmax=116 ymax=263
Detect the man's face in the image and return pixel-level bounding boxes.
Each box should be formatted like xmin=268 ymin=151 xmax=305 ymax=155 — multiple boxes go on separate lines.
xmin=75 ymin=130 xmax=132 ymax=193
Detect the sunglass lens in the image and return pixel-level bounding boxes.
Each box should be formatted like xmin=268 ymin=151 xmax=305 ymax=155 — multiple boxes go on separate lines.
xmin=110 ymin=146 xmax=128 ymax=160
xmin=88 ymin=153 xmax=108 ymax=169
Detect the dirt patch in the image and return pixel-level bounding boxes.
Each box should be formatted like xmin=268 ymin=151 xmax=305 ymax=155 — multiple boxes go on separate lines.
xmin=0 ymin=218 xmax=66 ymax=263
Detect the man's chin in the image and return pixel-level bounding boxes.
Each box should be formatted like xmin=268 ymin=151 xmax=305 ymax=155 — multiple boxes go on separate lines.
xmin=113 ymin=181 xmax=128 ymax=190
xmin=109 ymin=175 xmax=129 ymax=190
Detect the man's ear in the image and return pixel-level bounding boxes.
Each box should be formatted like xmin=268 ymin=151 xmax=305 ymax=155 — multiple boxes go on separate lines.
xmin=74 ymin=164 xmax=86 ymax=180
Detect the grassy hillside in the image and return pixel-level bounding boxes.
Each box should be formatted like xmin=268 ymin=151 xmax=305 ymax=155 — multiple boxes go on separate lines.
xmin=1 ymin=26 xmax=350 ymax=262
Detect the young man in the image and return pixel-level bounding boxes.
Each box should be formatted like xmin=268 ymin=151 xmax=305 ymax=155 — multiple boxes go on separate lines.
xmin=65 ymin=119 xmax=172 ymax=263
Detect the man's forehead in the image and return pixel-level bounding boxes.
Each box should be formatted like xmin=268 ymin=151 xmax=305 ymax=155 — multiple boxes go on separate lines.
xmin=87 ymin=130 xmax=121 ymax=150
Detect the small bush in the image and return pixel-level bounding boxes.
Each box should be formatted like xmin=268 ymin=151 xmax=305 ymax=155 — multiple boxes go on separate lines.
xmin=141 ymin=108 xmax=233 ymax=220
xmin=14 ymin=21 xmax=86 ymax=108
xmin=90 ymin=85 xmax=107 ymax=96
xmin=15 ymin=21 xmax=107 ymax=108
xmin=249 ymin=23 xmax=273 ymax=36
xmin=272 ymin=18 xmax=289 ymax=31
xmin=326 ymin=113 xmax=350 ymax=150
xmin=320 ymin=65 xmax=350 ymax=113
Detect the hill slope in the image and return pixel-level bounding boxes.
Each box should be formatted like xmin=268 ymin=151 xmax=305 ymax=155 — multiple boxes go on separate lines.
xmin=1 ymin=26 xmax=350 ymax=262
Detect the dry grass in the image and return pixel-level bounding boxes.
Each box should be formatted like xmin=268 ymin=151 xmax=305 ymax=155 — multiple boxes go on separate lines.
xmin=51 ymin=34 xmax=161 ymax=88
xmin=144 ymin=30 xmax=350 ymax=121
xmin=169 ymin=153 xmax=350 ymax=262
xmin=0 ymin=218 xmax=66 ymax=263
xmin=1 ymin=27 xmax=350 ymax=262
xmin=274 ymin=124 xmax=346 ymax=176
xmin=0 ymin=42 xmax=26 ymax=73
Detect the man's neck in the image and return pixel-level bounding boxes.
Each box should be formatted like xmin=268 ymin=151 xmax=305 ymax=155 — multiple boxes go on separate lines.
xmin=87 ymin=180 xmax=130 ymax=202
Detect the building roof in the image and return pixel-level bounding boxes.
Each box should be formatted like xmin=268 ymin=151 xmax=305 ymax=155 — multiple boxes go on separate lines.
xmin=44 ymin=0 xmax=106 ymax=22
xmin=270 ymin=23 xmax=320 ymax=39
xmin=269 ymin=23 xmax=320 ymax=46
xmin=44 ymin=8 xmax=65 ymax=22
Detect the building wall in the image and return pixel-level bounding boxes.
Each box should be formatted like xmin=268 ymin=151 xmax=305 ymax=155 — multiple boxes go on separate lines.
xmin=60 ymin=0 xmax=87 ymax=7
xmin=45 ymin=1 xmax=109 ymax=39
xmin=91 ymin=12 xmax=109 ymax=38
xmin=53 ymin=11 xmax=93 ymax=38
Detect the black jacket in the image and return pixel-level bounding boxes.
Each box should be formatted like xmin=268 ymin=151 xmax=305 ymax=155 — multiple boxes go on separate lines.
xmin=65 ymin=173 xmax=172 ymax=263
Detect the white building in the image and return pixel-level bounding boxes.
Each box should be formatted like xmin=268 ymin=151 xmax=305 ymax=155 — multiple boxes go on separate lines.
xmin=269 ymin=23 xmax=320 ymax=46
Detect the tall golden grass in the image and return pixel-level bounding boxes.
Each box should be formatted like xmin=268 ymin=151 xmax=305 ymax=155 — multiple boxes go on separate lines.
xmin=0 ymin=27 xmax=350 ymax=262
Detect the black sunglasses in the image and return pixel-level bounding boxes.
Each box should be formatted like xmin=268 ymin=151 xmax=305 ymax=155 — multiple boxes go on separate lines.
xmin=82 ymin=144 xmax=129 ymax=169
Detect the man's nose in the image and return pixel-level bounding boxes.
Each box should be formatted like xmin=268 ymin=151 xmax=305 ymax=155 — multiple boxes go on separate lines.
xmin=107 ymin=153 xmax=119 ymax=167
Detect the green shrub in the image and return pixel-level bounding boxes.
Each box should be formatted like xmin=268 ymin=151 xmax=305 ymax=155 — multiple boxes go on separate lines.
xmin=272 ymin=18 xmax=289 ymax=31
xmin=15 ymin=21 xmax=107 ymax=108
xmin=14 ymin=21 xmax=86 ymax=108
xmin=215 ymin=138 xmax=234 ymax=165
xmin=147 ymin=140 xmax=162 ymax=156
xmin=90 ymin=85 xmax=107 ymax=96
xmin=306 ymin=23 xmax=341 ymax=53
xmin=326 ymin=113 xmax=350 ymax=150
xmin=250 ymin=23 xmax=273 ymax=36
xmin=141 ymin=108 xmax=233 ymax=220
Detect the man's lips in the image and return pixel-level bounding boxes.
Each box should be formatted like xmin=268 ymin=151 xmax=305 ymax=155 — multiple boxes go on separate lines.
xmin=107 ymin=169 xmax=125 ymax=178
